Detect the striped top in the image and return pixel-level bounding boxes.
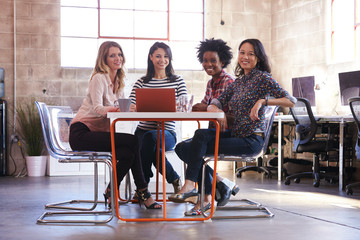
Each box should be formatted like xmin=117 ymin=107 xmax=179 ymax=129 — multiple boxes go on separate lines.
xmin=129 ymin=75 xmax=187 ymax=131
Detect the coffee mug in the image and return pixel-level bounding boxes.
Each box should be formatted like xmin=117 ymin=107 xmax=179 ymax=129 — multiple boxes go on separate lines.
xmin=117 ymin=98 xmax=131 ymax=112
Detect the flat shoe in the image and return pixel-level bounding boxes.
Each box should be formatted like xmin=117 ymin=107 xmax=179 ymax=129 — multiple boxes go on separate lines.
xmin=184 ymin=203 xmax=212 ymax=216
xmin=168 ymin=188 xmax=199 ymax=204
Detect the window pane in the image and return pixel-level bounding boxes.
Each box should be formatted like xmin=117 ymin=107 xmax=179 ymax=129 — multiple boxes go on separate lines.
xmin=170 ymin=13 xmax=203 ymax=41
xmin=100 ymin=9 xmax=134 ymax=37
xmin=356 ymin=0 xmax=360 ymax=23
xmin=61 ymin=7 xmax=98 ymax=37
xmin=134 ymin=11 xmax=168 ymax=38
xmin=61 ymin=38 xmax=98 ymax=67
xmin=135 ymin=0 xmax=168 ymax=11
xmin=332 ymin=0 xmax=355 ymax=62
xmin=101 ymin=0 xmax=134 ymax=9
xmin=170 ymin=41 xmax=202 ymax=70
xmin=61 ymin=0 xmax=97 ymax=7
xmin=134 ymin=40 xmax=160 ymax=69
xmin=170 ymin=0 xmax=203 ymax=12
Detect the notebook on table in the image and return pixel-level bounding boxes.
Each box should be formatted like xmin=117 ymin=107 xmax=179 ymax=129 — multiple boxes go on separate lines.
xmin=135 ymin=88 xmax=176 ymax=112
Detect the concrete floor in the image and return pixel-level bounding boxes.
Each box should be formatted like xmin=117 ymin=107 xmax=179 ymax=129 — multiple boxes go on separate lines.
xmin=1 ymin=171 xmax=360 ymax=240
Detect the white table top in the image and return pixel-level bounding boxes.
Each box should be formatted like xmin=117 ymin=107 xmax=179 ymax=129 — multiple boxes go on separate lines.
xmin=107 ymin=111 xmax=224 ymax=119
xmin=274 ymin=114 xmax=354 ymax=122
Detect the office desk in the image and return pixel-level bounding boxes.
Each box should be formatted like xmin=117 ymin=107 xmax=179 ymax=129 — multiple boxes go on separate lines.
xmin=274 ymin=114 xmax=354 ymax=190
xmin=107 ymin=111 xmax=224 ymax=222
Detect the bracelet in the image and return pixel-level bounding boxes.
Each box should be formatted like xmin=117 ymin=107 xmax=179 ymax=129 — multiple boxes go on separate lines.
xmin=265 ymin=95 xmax=269 ymax=106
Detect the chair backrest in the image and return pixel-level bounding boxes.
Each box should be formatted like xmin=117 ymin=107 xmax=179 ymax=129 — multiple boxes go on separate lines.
xmin=205 ymin=105 xmax=279 ymax=161
xmin=35 ymin=101 xmax=74 ymax=158
xmin=289 ymin=97 xmax=318 ymax=150
xmin=349 ymin=97 xmax=360 ymax=131
xmin=349 ymin=97 xmax=360 ymax=159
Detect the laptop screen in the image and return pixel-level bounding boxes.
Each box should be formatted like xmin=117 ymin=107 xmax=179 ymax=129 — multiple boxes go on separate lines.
xmin=135 ymin=88 xmax=176 ymax=112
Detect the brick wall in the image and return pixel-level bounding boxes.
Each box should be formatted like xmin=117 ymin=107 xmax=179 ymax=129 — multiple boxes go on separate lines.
xmin=1 ymin=0 xmax=359 ymax=177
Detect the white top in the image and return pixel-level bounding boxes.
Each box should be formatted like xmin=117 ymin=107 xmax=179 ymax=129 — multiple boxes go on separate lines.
xmin=72 ymin=73 xmax=124 ymax=132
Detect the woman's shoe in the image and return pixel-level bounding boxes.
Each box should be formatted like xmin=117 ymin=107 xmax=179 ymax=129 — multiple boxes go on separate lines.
xmin=103 ymin=188 xmax=111 ymax=209
xmin=231 ymin=185 xmax=240 ymax=196
xmin=215 ymin=181 xmax=232 ymax=206
xmin=184 ymin=203 xmax=212 ymax=216
xmin=172 ymin=178 xmax=182 ymax=194
xmin=168 ymin=188 xmax=199 ymax=204
xmin=221 ymin=178 xmax=240 ymax=196
xmin=135 ymin=189 xmax=162 ymax=210
xmin=215 ymin=179 xmax=240 ymax=207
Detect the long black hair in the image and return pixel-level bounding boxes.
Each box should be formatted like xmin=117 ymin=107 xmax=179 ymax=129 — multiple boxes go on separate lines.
xmin=235 ymin=39 xmax=271 ymax=77
xmin=143 ymin=42 xmax=177 ymax=83
xmin=196 ymin=38 xmax=233 ymax=68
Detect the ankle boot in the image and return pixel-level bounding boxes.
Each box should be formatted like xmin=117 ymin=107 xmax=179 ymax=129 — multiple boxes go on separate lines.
xmin=215 ymin=181 xmax=232 ymax=206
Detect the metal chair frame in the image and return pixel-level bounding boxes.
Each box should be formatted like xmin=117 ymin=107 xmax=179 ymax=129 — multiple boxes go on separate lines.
xmin=35 ymin=101 xmax=116 ymax=224
xmin=200 ymin=105 xmax=278 ymax=219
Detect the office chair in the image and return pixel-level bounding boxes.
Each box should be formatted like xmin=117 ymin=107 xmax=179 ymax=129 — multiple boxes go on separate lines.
xmin=284 ymin=98 xmax=338 ymax=187
xmin=345 ymin=97 xmax=360 ymax=195
xmin=199 ymin=105 xmax=279 ymax=219
xmin=35 ymin=101 xmax=119 ymax=223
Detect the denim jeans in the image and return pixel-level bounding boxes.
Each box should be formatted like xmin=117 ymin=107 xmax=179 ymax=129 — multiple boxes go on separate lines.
xmin=135 ymin=127 xmax=179 ymax=184
xmin=175 ymin=128 xmax=263 ymax=195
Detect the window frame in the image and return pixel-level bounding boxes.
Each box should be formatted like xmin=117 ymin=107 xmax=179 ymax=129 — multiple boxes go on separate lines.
xmin=60 ymin=0 xmax=205 ymax=69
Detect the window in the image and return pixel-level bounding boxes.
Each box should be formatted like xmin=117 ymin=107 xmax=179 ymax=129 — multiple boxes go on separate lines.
xmin=61 ymin=0 xmax=204 ymax=70
xmin=331 ymin=0 xmax=360 ymax=62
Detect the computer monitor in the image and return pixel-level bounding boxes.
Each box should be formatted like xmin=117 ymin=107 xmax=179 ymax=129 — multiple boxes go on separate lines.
xmin=338 ymin=70 xmax=360 ymax=106
xmin=292 ymin=76 xmax=315 ymax=106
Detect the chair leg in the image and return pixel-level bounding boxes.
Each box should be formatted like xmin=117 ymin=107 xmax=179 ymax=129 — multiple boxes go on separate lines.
xmin=346 ymin=182 xmax=360 ymax=195
xmin=37 ymin=160 xmax=114 ymax=224
xmin=200 ymin=161 xmax=274 ymax=219
xmin=45 ymin=162 xmax=100 ymax=211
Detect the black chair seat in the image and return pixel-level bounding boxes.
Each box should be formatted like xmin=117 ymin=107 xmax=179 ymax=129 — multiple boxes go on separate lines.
xmin=297 ymin=141 xmax=327 ymax=153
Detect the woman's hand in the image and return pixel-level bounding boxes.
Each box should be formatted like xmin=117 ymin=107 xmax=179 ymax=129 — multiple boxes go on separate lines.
xmin=207 ymin=104 xmax=227 ymax=132
xmin=129 ymin=103 xmax=137 ymax=112
xmin=250 ymin=99 xmax=265 ymax=121
xmin=108 ymin=106 xmax=120 ymax=112
xmin=192 ymin=103 xmax=207 ymax=112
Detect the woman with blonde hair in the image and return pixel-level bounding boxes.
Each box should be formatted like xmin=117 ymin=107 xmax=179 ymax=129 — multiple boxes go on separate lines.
xmin=69 ymin=41 xmax=161 ymax=210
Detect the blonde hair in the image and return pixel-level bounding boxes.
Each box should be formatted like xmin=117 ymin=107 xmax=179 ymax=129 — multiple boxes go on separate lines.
xmin=90 ymin=41 xmax=126 ymax=93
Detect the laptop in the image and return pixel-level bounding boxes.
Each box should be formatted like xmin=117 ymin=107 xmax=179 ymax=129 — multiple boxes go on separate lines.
xmin=135 ymin=88 xmax=176 ymax=112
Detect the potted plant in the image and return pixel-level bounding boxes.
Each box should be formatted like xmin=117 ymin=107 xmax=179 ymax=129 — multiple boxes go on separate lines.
xmin=16 ymin=99 xmax=47 ymax=176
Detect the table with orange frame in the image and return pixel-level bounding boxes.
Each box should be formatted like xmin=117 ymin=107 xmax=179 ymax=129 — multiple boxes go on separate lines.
xmin=107 ymin=111 xmax=224 ymax=222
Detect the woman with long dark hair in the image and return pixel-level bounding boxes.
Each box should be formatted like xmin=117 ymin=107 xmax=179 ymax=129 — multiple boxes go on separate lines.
xmin=169 ymin=39 xmax=296 ymax=216
xmin=129 ymin=42 xmax=187 ymax=194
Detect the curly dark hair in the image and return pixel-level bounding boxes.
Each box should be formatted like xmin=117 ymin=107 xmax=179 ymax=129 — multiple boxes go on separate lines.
xmin=235 ymin=39 xmax=271 ymax=77
xmin=196 ymin=38 xmax=233 ymax=68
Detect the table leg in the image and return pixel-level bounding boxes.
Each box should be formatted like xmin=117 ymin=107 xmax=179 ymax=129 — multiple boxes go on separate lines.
xmin=278 ymin=118 xmax=282 ymax=181
xmin=339 ymin=119 xmax=344 ymax=191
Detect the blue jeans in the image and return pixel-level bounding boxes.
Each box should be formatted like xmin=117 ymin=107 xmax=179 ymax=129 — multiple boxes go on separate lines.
xmin=175 ymin=128 xmax=263 ymax=195
xmin=135 ymin=127 xmax=180 ymax=184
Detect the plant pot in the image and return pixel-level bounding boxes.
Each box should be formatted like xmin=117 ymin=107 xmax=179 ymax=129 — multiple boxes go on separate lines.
xmin=26 ymin=156 xmax=47 ymax=177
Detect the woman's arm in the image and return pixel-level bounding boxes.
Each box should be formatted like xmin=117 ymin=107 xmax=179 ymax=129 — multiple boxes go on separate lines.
xmin=250 ymin=97 xmax=295 ymax=121
xmin=207 ymin=104 xmax=227 ymax=132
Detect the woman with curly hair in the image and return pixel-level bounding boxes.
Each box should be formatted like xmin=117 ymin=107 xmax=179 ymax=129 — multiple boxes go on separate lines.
xmin=170 ymin=38 xmax=240 ymax=208
xmin=170 ymin=39 xmax=296 ymax=216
